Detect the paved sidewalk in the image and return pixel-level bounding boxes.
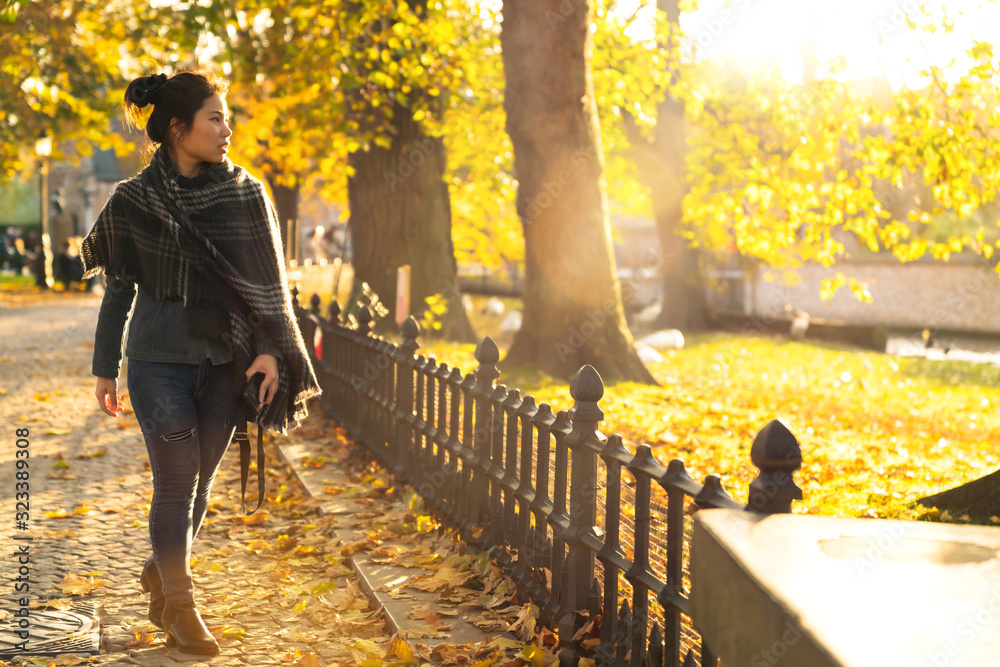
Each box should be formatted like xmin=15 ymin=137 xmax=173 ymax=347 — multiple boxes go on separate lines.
xmin=0 ymin=293 xmax=526 ymax=667
xmin=0 ymin=294 xmax=392 ymax=666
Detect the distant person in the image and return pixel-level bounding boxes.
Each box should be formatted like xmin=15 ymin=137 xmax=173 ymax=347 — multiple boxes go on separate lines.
xmin=309 ymin=225 xmax=328 ymax=262
xmin=31 ymin=239 xmax=48 ymax=288
xmin=0 ymin=234 xmax=24 ymax=274
xmin=7 ymin=238 xmax=28 ymax=275
xmin=58 ymin=241 xmax=84 ymax=283
xmin=325 ymin=225 xmax=346 ymax=259
xmin=80 ymin=70 xmax=321 ymax=655
xmin=57 ymin=238 xmax=100 ymax=291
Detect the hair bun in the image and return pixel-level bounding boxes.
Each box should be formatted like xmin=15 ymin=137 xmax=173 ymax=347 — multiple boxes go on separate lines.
xmin=131 ymin=73 xmax=169 ymax=108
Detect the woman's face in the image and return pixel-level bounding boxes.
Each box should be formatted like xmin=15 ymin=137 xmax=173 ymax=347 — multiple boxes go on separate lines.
xmin=172 ymin=94 xmax=232 ymax=166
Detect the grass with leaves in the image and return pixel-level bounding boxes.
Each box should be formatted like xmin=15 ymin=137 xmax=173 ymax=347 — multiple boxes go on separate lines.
xmin=416 ymin=331 xmax=1000 ymax=522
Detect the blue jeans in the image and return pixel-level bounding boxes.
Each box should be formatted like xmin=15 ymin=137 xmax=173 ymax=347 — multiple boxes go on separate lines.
xmin=127 ymin=358 xmax=243 ymax=606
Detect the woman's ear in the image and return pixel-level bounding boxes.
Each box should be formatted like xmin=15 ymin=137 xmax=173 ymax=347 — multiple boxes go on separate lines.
xmin=168 ymin=117 xmax=184 ymax=144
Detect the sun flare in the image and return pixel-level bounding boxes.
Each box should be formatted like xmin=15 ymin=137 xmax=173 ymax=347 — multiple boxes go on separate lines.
xmin=618 ymin=0 xmax=998 ymax=89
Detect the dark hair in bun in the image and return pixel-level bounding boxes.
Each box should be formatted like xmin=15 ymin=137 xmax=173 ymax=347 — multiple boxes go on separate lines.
xmin=123 ymin=71 xmax=228 ymax=149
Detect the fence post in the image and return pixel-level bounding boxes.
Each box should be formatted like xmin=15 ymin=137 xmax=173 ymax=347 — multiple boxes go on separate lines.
xmin=626 ymin=444 xmax=668 ymax=667
xmin=597 ymin=434 xmax=631 ymax=649
xmin=443 ymin=366 xmax=464 ymax=525
xmin=661 ymin=459 xmax=693 ymax=667
xmin=392 ymin=317 xmax=420 ymax=483
xmin=501 ymin=388 xmax=523 ymax=547
xmin=434 ymin=363 xmax=451 ymax=504
xmin=746 ymin=419 xmax=802 ymax=514
xmin=317 ymin=300 xmax=339 ymax=420
xmin=471 ymin=337 xmax=501 ymax=535
xmin=358 ymin=307 xmax=376 ymax=448
xmin=488 ymin=385 xmax=510 ymax=546
xmin=528 ymin=403 xmax=556 ymax=623
xmin=548 ymin=410 xmax=572 ymax=624
xmin=513 ymin=394 xmax=538 ymax=598
xmin=457 ymin=372 xmax=477 ymax=533
xmin=558 ymin=364 xmax=606 ymax=649
xmin=375 ymin=338 xmax=395 ymax=465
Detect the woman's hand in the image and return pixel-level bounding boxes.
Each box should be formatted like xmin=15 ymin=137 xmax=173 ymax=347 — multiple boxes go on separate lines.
xmin=95 ymin=377 xmax=123 ymax=417
xmin=246 ymin=353 xmax=279 ymax=405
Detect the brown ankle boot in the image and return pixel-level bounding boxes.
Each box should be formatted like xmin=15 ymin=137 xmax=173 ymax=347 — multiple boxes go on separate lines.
xmin=138 ymin=557 xmax=164 ymax=629
xmin=161 ymin=600 xmax=219 ymax=655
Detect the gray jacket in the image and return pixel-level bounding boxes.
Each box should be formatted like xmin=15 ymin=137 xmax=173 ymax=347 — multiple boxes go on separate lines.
xmin=92 ymin=275 xmax=284 ymax=379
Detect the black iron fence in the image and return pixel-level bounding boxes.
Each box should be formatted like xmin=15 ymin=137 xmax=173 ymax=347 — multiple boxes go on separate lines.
xmin=292 ymin=288 xmax=804 ymax=667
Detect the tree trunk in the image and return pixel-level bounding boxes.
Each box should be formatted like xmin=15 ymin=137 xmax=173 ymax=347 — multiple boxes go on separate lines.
xmin=266 ymin=177 xmax=299 ymax=265
xmin=348 ymin=104 xmax=477 ymax=342
xmin=919 ymin=470 xmax=1000 ymax=519
xmin=500 ymin=0 xmax=655 ymax=384
xmin=625 ymin=0 xmax=708 ymax=332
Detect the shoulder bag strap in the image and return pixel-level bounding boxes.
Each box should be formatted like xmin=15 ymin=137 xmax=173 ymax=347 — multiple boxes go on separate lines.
xmin=235 ymin=422 xmax=266 ymax=515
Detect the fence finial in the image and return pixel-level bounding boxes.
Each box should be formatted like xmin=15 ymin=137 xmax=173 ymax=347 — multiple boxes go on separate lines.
xmin=570 ymin=364 xmax=603 ymax=401
xmin=400 ymin=316 xmax=420 ymax=354
xmin=569 ymin=364 xmax=604 ymax=422
xmin=309 ymin=293 xmax=321 ymax=315
xmin=328 ymin=300 xmax=341 ymax=325
xmin=475 ymin=336 xmax=500 ymax=365
xmin=747 ymin=419 xmax=803 ymax=514
xmin=560 ymin=364 xmax=606 ymax=645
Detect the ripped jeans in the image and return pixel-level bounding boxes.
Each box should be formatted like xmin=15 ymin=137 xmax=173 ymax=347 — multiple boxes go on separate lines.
xmin=127 ymin=358 xmax=243 ymax=606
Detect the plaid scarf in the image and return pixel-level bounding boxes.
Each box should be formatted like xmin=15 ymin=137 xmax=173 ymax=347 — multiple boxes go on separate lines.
xmin=81 ymin=147 xmax=322 ymax=438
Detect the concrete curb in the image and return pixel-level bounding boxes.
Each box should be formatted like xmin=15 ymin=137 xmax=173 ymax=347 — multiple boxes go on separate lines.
xmin=277 ymin=441 xmax=516 ymax=647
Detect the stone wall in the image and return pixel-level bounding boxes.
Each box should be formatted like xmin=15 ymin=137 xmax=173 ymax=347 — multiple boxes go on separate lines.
xmin=748 ymin=258 xmax=1000 ymax=333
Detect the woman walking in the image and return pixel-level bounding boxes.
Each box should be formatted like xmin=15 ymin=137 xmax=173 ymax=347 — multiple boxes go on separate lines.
xmin=81 ymin=71 xmax=321 ymax=655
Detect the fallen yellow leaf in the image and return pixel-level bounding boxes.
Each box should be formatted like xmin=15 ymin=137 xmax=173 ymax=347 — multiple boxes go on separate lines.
xmin=55 ymin=573 xmax=106 ymax=596
xmin=28 ymin=598 xmax=73 ymax=610
xmin=471 ymin=651 xmax=499 ymax=667
xmin=130 ymin=631 xmax=156 ymax=647
xmin=241 ymin=511 xmax=270 ymax=525
xmin=77 ymin=447 xmax=107 ymax=459
xmin=295 ymin=653 xmax=321 ymax=667
xmin=385 ymin=635 xmax=413 ymax=660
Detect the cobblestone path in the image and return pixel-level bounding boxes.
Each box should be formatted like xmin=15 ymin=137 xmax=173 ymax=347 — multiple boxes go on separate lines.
xmin=0 ymin=294 xmax=389 ymax=666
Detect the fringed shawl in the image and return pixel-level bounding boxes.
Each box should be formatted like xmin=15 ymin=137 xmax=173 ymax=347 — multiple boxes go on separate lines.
xmin=81 ymin=147 xmax=321 ymax=435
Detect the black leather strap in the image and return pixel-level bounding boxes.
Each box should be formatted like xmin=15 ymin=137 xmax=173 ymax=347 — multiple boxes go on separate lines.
xmin=235 ymin=422 xmax=265 ymax=515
